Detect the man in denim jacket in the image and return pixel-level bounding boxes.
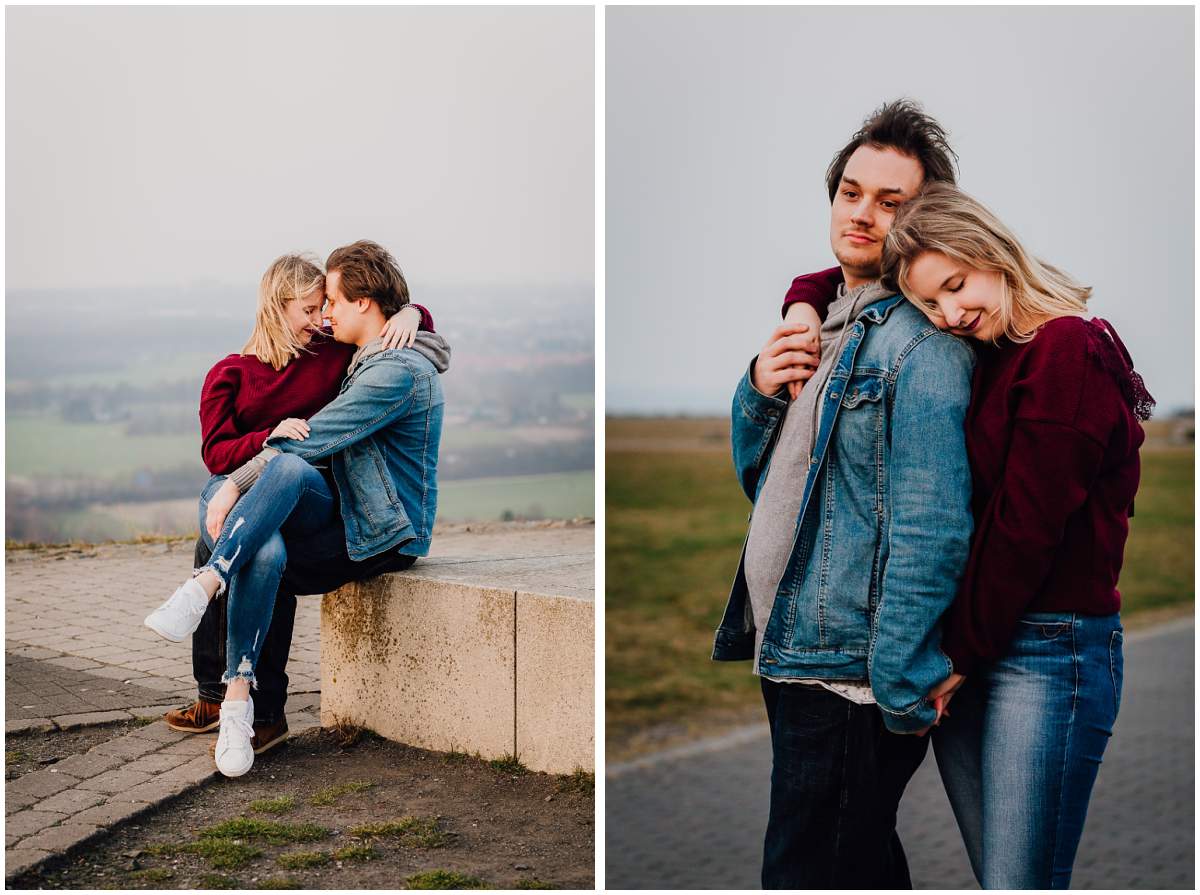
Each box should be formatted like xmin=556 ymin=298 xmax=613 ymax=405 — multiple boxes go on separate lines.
xmin=712 ymin=101 xmax=974 ymax=888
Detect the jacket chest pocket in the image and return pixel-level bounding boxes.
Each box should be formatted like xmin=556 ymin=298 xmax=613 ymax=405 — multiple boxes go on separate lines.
xmin=828 ymin=373 xmax=886 ymax=467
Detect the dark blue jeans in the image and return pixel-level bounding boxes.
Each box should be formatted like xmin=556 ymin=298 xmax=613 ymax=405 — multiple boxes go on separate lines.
xmin=932 ymin=612 xmax=1123 ymax=889
xmin=761 ymin=679 xmax=930 ymax=889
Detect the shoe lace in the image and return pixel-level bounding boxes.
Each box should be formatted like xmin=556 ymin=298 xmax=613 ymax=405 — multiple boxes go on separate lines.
xmin=218 ymin=711 xmax=255 ymax=749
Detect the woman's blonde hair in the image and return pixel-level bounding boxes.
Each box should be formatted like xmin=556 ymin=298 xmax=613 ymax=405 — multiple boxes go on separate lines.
xmin=242 ymin=254 xmax=325 ymax=370
xmin=880 ymin=182 xmax=1091 ymax=344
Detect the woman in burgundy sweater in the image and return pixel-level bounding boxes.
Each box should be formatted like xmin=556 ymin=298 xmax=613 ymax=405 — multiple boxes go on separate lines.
xmin=784 ymin=182 xmax=1151 ymax=888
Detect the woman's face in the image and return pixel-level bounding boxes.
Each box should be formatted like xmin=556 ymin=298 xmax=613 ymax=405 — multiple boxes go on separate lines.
xmin=284 ymin=286 xmax=326 ymax=344
xmin=904 ymin=250 xmax=1004 ymax=342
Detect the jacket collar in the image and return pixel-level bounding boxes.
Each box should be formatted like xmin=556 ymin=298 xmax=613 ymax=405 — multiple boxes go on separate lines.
xmin=858 ymin=292 xmax=906 ymax=325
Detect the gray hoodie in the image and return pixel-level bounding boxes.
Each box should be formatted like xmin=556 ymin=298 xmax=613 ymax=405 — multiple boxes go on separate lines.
xmin=745 ymin=280 xmax=892 ymax=684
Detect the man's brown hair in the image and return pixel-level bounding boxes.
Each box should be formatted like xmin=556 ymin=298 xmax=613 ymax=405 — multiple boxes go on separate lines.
xmin=825 ymin=99 xmax=958 ymax=202
xmin=325 ymin=240 xmax=410 ymax=318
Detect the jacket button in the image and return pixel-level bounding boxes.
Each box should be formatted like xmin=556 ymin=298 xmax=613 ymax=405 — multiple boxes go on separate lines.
xmin=830 ymin=392 xmax=839 ymax=400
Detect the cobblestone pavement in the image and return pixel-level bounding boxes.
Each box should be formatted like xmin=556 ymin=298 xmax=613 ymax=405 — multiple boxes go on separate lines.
xmin=606 ymin=619 xmax=1194 ymax=890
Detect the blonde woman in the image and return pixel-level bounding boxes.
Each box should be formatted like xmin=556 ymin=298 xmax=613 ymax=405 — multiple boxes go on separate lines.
xmin=145 ymin=253 xmax=435 ymax=768
xmin=782 ymin=182 xmax=1151 ymax=887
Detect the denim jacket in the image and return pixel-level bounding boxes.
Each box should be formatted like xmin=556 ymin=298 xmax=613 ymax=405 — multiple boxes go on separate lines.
xmin=713 ymin=294 xmax=975 ymax=732
xmin=265 ymin=342 xmax=446 ymax=560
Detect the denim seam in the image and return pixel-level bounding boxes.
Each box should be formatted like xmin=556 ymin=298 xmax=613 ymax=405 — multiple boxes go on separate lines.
xmin=1048 ymin=617 xmax=1081 ymax=887
xmin=832 ymin=697 xmax=853 ymax=885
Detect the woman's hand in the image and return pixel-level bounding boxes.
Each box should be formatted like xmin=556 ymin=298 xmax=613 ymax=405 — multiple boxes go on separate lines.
xmin=206 ymin=479 xmax=241 ymax=542
xmin=783 ymin=302 xmax=823 ymax=400
xmin=380 ymin=305 xmax=422 ymax=350
xmin=271 ymin=418 xmax=310 ymax=442
xmin=929 ymin=672 xmax=967 ymax=717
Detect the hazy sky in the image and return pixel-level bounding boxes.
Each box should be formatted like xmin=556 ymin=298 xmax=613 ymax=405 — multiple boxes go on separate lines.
xmin=7 ymin=6 xmax=593 ymax=291
xmin=607 ymin=6 xmax=1194 ymax=415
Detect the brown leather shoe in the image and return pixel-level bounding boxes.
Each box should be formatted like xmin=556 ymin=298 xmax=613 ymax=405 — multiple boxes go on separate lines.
xmin=164 ymin=699 xmax=221 ymax=733
xmin=251 ymin=716 xmax=289 ymax=755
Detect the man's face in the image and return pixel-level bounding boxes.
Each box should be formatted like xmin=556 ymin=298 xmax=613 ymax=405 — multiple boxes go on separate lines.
xmin=323 ymin=270 xmax=357 ymax=344
xmin=829 ymin=145 xmax=925 ymax=285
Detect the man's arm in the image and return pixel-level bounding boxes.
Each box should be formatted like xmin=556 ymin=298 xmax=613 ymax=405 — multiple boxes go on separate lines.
xmin=731 ymin=358 xmax=788 ymax=502
xmin=224 ymin=356 xmax=423 ymax=496
xmin=869 ymin=333 xmax=976 ymax=734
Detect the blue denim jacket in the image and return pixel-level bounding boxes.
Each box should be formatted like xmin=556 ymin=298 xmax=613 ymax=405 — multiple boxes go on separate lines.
xmin=266 ymin=346 xmax=444 ymax=560
xmin=713 ymin=294 xmax=975 ymax=732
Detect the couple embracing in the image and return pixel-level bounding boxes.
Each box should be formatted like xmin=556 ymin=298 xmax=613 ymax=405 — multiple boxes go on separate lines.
xmin=144 ymin=240 xmax=450 ymax=778
xmin=715 ymin=101 xmax=1152 ymax=889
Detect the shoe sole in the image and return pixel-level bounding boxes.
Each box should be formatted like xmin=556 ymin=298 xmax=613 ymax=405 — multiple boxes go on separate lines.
xmin=254 ymin=730 xmax=290 ymax=754
xmin=166 ymin=718 xmax=220 ymax=733
xmin=143 ymin=615 xmax=188 ymax=643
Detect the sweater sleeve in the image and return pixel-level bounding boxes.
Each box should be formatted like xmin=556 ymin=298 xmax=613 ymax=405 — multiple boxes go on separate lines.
xmin=199 ymin=362 xmax=272 ymax=475
xmin=941 ymin=322 xmax=1118 ymax=675
xmin=411 ymin=303 xmax=435 ymax=332
xmin=780 ymin=266 xmax=844 ymax=320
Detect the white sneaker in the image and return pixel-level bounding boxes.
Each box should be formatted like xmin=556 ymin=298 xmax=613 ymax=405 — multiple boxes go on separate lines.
xmin=215 ymin=696 xmax=255 ymax=777
xmin=144 ymin=578 xmax=210 ymax=642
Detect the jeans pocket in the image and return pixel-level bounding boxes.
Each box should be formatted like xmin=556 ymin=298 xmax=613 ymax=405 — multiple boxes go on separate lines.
xmin=1109 ymin=629 xmax=1124 ymax=718
xmin=1015 ymin=619 xmax=1071 ymax=640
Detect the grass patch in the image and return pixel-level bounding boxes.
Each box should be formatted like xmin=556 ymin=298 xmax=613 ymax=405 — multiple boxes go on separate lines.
xmin=441 ymin=748 xmax=472 ymax=764
xmin=199 ymin=817 xmax=329 ymax=845
xmin=515 ymin=880 xmax=555 ymax=890
xmin=128 ymin=867 xmax=174 ymax=882
xmin=406 ymin=869 xmax=488 ymax=890
xmin=183 ymin=840 xmax=263 ymax=870
xmin=130 ymin=716 xmax=155 ymax=727
xmin=488 ymin=753 xmax=528 ymax=775
xmin=198 ymin=874 xmax=239 ymax=889
xmin=325 ymin=718 xmax=379 ymax=748
xmin=249 ymin=796 xmax=297 ymax=815
xmin=5 ymin=750 xmax=27 ymax=765
xmin=348 ymin=816 xmax=449 ymax=848
xmin=557 ymin=768 xmax=594 ymax=796
xmin=255 ymin=878 xmax=301 ymax=890
xmin=142 ymin=843 xmax=178 ymax=857
xmin=276 ymin=851 xmax=329 ymax=869
xmin=332 ymin=844 xmax=377 ymax=862
xmin=605 ymin=422 xmax=1195 ymax=747
xmin=309 ymin=781 xmax=372 ymax=806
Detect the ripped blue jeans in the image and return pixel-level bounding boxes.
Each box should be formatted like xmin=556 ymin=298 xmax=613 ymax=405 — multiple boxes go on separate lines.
xmin=197 ymin=454 xmax=336 ymax=687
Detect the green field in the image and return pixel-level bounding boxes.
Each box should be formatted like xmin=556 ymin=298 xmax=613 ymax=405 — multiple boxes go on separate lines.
xmin=605 ymin=418 xmax=1194 ymax=751
xmin=438 ymin=471 xmax=595 ymax=522
xmin=7 ymin=416 xmax=199 ymax=478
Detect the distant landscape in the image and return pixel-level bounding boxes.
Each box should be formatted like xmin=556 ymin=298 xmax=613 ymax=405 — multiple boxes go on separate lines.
xmin=6 ymin=283 xmax=594 ymax=543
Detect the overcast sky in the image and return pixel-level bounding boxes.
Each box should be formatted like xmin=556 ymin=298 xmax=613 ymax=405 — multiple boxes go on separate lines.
xmin=607 ymin=6 xmax=1194 ymax=415
xmin=7 ymin=6 xmax=593 ymax=292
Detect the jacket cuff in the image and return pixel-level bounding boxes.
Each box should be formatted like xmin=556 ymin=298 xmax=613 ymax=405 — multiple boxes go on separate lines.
xmin=737 ymin=358 xmax=788 ymax=419
xmin=878 ymin=698 xmax=937 ymax=735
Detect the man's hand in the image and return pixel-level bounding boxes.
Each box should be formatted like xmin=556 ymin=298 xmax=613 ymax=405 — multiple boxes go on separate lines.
xmin=380 ymin=305 xmax=422 ymax=350
xmin=751 ymin=323 xmax=820 ymax=398
xmin=206 ymin=479 xmax=241 ymax=542
xmin=782 ymin=303 xmax=824 ymax=400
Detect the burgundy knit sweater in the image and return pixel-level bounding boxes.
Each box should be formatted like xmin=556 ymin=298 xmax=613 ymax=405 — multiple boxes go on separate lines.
xmin=199 ymin=304 xmax=433 ymax=475
xmin=783 ymin=272 xmax=1146 ymax=675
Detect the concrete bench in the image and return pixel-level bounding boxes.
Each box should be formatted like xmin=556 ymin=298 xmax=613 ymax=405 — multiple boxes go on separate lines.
xmin=319 ymin=524 xmax=594 ymax=774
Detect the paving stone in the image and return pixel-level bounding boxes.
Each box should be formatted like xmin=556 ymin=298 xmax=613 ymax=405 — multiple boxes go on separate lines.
xmin=68 ymin=798 xmax=151 ymax=828
xmin=159 ymin=736 xmax=213 ymax=757
xmin=89 ymin=735 xmax=161 ymax=760
xmin=6 ymin=768 xmax=78 ymax=800
xmin=35 ymin=787 xmax=108 ymax=815
xmin=5 ymin=790 xmax=38 ymax=814
xmin=161 ymin=755 xmax=217 ymax=786
xmin=41 ymin=656 xmax=101 ymax=671
xmin=120 ymin=778 xmax=188 ymax=807
xmin=47 ymin=751 xmax=126 ymax=781
xmin=18 ymin=822 xmax=103 ymax=854
xmin=4 ymin=848 xmax=53 ymax=881
xmin=127 ymin=721 xmax=186 ymax=744
xmin=52 ymin=710 xmax=132 ymax=729
xmin=5 ymin=718 xmax=54 ymax=734
xmin=10 ymin=646 xmax=59 ymax=660
xmin=127 ymin=704 xmax=185 ymax=718
xmin=4 ymin=809 xmax=68 ymax=839
xmin=122 ymin=751 xmax=194 ymax=775
xmin=75 ymin=768 xmax=155 ymax=795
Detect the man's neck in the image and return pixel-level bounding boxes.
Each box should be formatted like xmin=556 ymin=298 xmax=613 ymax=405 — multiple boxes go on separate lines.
xmin=842 ymin=269 xmax=881 ymax=292
xmin=355 ymin=315 xmax=388 ymax=348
